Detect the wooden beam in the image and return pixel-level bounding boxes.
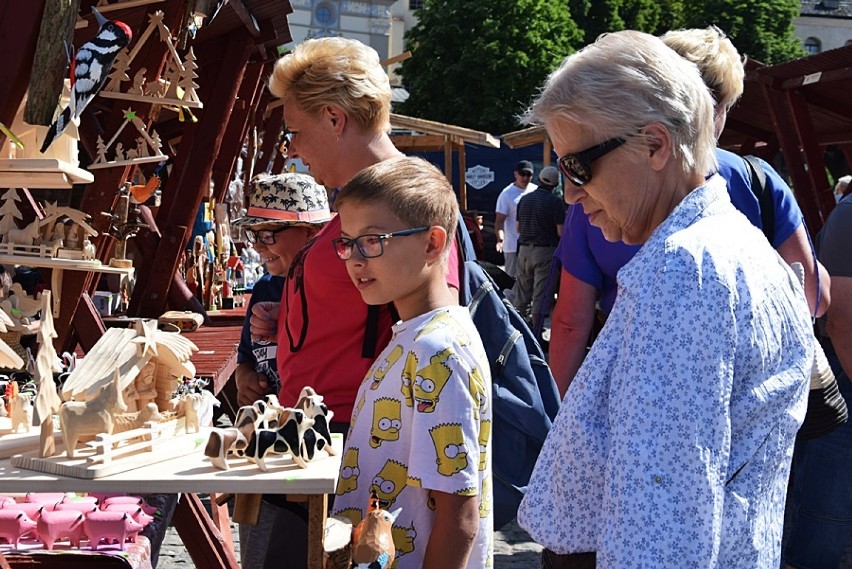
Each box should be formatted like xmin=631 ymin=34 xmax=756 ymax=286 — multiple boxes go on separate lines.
xmin=502 ymin=125 xmax=546 ymax=149
xmin=211 ymin=60 xmax=266 ymax=202
xmin=256 ymin=102 xmax=282 ymax=174
xmin=723 ymin=118 xmax=776 ymax=142
xmin=778 ymin=64 xmax=852 ymax=91
xmin=390 ymin=113 xmax=499 ymax=148
xmin=786 ymin=89 xmax=835 ymax=225
xmin=133 ymin=29 xmax=255 ymax=317
xmin=228 ymin=0 xmax=260 ymax=38
xmin=458 ymin=143 xmax=467 ymax=212
xmin=390 ymin=133 xmax=446 ymax=151
xmin=762 ymin=83 xmax=822 ymax=234
xmin=443 ymin=136 xmax=452 ymax=185
xmin=0 ymin=1 xmax=45 ymax=147
xmin=24 ymin=0 xmax=81 ymax=126
xmin=381 ymin=51 xmax=411 ymax=67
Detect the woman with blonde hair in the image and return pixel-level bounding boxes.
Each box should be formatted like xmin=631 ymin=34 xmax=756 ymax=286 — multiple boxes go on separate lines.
xmin=519 ymin=30 xmax=813 ymax=568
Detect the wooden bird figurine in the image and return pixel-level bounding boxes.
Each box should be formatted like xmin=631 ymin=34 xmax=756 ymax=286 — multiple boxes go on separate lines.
xmin=351 ymin=492 xmax=401 ymax=569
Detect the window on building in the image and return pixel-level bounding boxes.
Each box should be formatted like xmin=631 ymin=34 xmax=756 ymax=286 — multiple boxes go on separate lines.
xmin=409 ymin=0 xmax=424 ymax=10
xmin=804 ymin=37 xmax=822 ymax=54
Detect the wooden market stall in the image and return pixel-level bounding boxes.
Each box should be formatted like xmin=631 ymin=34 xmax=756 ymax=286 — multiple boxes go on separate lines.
xmin=0 ymin=1 xmax=306 ymax=568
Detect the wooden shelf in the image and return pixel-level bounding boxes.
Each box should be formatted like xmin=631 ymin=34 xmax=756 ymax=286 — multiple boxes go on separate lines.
xmin=0 ymin=254 xmax=134 ymax=317
xmin=0 ymin=159 xmax=94 ymax=189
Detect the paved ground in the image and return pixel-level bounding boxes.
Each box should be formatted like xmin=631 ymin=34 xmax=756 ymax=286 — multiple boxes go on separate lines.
xmin=157 ymin=510 xmax=541 ymax=568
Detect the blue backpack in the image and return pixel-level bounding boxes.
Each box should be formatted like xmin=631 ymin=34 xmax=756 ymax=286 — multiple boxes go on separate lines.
xmin=456 ymin=217 xmax=561 ymax=530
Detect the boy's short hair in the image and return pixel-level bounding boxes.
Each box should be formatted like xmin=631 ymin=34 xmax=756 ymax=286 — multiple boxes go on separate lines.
xmin=336 ymin=157 xmax=458 ymax=252
xmin=268 ymin=37 xmax=392 ymax=134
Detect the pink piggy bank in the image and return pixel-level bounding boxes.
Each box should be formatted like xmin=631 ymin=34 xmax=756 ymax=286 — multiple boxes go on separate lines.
xmin=2 ymin=502 xmax=45 ymax=522
xmin=0 ymin=510 xmax=37 ymax=547
xmin=56 ymin=501 xmax=98 ymax=516
xmin=0 ymin=496 xmax=16 ymax=508
xmin=103 ymin=504 xmax=154 ymax=527
xmin=84 ymin=511 xmax=143 ymax=551
xmin=36 ymin=510 xmax=85 ymax=550
xmin=26 ymin=492 xmax=67 ymax=505
xmin=62 ymin=496 xmax=99 ymax=506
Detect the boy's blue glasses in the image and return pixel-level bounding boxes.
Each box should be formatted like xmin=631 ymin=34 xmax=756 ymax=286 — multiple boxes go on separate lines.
xmin=332 ymin=226 xmax=430 ymax=260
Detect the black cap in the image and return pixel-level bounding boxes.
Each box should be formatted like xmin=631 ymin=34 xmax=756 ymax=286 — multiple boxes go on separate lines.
xmin=515 ymin=160 xmax=534 ymax=174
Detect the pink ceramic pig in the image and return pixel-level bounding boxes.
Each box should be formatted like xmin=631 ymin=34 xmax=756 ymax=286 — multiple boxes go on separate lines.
xmin=0 ymin=510 xmax=37 ymax=547
xmin=56 ymin=501 xmax=98 ymax=516
xmin=26 ymin=492 xmax=66 ymax=505
xmin=36 ymin=510 xmax=85 ymax=550
xmin=61 ymin=496 xmax=99 ymax=506
xmin=0 ymin=496 xmax=16 ymax=508
xmin=84 ymin=511 xmax=143 ymax=550
xmin=89 ymin=493 xmax=125 ymax=503
xmin=103 ymin=504 xmax=154 ymax=527
xmin=102 ymin=496 xmax=144 ymax=506
xmin=2 ymin=502 xmax=45 ymax=522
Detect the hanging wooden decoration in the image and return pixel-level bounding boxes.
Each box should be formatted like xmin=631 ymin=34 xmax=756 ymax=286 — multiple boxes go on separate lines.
xmin=99 ymin=10 xmax=202 ymax=110
xmin=88 ymin=108 xmax=166 ymax=170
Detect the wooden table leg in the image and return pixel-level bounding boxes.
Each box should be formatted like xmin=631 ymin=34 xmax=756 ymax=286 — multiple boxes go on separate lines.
xmin=209 ymin=492 xmax=235 ymax=552
xmin=172 ymin=493 xmax=239 ymax=569
xmin=307 ymin=494 xmax=328 ymax=569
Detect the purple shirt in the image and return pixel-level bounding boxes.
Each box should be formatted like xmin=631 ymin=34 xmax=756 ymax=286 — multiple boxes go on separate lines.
xmin=556 ymin=148 xmax=803 ymax=315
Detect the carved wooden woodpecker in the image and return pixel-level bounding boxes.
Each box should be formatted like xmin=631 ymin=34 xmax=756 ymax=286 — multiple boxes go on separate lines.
xmin=40 ymin=8 xmax=132 ymax=153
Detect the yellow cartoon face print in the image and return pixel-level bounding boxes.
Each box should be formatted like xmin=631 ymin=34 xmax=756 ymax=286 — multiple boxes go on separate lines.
xmin=353 ymin=390 xmax=367 ymax=423
xmin=370 ymin=398 xmax=402 ymax=449
xmin=370 ymin=459 xmax=408 ymax=508
xmin=413 ymin=349 xmax=454 ymax=413
xmin=478 ymin=420 xmax=491 ymax=472
xmin=371 ymin=345 xmax=403 ymax=390
xmin=429 ymin=423 xmax=469 ymax=476
xmin=400 ymin=351 xmax=417 ymax=408
xmin=391 ymin=522 xmax=417 ymax=565
xmin=335 ymin=508 xmax=363 ymax=528
xmin=337 ymin=448 xmax=360 ymax=495
xmin=416 ymin=310 xmax=470 ymax=345
xmin=479 ymin=475 xmax=492 ymax=519
xmin=468 ymin=366 xmax=487 ymax=420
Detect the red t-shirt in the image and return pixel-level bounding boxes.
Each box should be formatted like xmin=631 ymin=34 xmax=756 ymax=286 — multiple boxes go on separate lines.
xmin=276 ymin=215 xmax=459 ymax=423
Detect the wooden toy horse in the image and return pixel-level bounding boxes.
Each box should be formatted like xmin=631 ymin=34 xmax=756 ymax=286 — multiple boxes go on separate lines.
xmin=59 ymin=370 xmax=127 ymax=458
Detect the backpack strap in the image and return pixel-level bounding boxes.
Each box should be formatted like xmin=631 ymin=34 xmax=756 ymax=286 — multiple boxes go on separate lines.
xmin=743 ymin=155 xmax=774 ymax=244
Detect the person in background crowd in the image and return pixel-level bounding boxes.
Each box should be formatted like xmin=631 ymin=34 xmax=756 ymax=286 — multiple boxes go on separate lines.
xmin=784 ymin=187 xmax=852 ymax=569
xmin=231 ymin=173 xmax=330 ymax=569
xmin=517 ymin=30 xmax=812 ymax=568
xmin=512 ymin=165 xmax=564 ymax=331
xmin=548 ymin=26 xmax=830 ymax=396
xmin=248 ymin=37 xmax=459 ymax=568
xmin=834 ymin=174 xmax=851 ymax=202
xmin=495 ymin=160 xmax=536 ymax=280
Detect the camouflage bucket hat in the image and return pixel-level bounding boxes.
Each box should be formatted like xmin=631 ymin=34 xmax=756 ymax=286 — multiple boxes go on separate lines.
xmin=234 ymin=173 xmax=332 ymax=227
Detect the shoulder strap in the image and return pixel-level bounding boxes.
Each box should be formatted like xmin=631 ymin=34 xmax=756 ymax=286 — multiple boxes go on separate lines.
xmin=743 ymin=155 xmax=775 ymax=244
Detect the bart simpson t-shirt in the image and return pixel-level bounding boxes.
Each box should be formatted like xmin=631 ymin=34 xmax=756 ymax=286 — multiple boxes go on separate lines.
xmin=332 ymin=306 xmax=493 ymax=569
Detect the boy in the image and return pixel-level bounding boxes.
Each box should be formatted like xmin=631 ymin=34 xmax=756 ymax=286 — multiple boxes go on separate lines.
xmin=330 ymin=156 xmax=493 ymax=569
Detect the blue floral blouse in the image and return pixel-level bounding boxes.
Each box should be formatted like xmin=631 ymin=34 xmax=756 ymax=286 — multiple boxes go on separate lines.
xmin=518 ymin=175 xmax=813 ymax=568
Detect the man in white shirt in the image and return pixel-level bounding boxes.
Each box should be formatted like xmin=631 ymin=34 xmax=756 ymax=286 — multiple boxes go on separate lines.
xmin=495 ymin=160 xmax=536 ymax=278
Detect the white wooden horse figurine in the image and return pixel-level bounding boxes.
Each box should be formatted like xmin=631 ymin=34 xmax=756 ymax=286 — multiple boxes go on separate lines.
xmin=8 ymin=221 xmax=40 ymax=246
xmin=82 ymin=239 xmax=96 ymax=260
xmin=59 ymin=369 xmax=127 ymax=458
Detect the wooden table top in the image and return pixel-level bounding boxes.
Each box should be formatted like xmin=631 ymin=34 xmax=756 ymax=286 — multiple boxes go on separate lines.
xmin=0 ymin=432 xmax=342 ymax=495
xmin=184 ymin=325 xmax=243 ymax=394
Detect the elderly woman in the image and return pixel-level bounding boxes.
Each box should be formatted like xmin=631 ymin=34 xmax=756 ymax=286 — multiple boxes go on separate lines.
xmin=517 ymin=31 xmax=813 ymax=568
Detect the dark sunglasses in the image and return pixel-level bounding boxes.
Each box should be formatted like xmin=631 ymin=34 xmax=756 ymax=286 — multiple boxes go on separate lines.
xmin=557 ymin=136 xmax=625 ymax=187
xmin=244 ymin=225 xmax=297 ymax=245
xmin=332 ymin=226 xmax=430 ymax=260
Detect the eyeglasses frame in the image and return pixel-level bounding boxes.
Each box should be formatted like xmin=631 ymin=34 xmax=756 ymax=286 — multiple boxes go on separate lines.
xmin=557 ymin=136 xmax=626 ymax=187
xmin=245 ymin=225 xmax=298 ymax=245
xmin=332 ymin=226 xmax=431 ymax=260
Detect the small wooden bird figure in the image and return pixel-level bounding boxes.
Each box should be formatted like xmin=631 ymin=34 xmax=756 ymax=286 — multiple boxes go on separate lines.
xmin=351 ymin=492 xmax=401 ymax=569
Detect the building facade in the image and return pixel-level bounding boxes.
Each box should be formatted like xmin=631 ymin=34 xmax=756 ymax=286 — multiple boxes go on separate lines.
xmin=795 ymin=0 xmax=852 ymax=53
